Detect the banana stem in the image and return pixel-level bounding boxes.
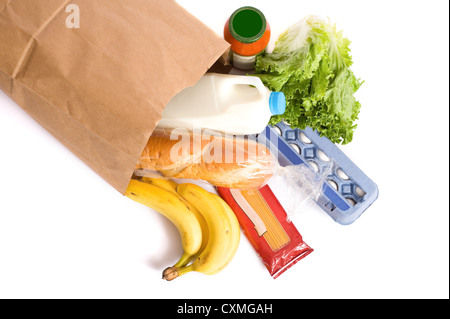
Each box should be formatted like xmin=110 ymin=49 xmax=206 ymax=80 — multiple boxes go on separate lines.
xmin=162 ymin=264 xmax=193 ymax=281
xmin=162 ymin=267 xmax=179 ymax=281
xmin=174 ymin=252 xmax=194 ymax=268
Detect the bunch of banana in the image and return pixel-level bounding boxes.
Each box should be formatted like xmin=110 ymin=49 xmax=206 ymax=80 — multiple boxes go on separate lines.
xmin=125 ymin=178 xmax=240 ymax=280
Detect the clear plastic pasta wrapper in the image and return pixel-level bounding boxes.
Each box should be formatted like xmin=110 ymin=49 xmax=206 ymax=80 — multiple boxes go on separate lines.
xmin=134 ymin=127 xmax=332 ymax=215
xmin=269 ymin=160 xmax=335 ymax=218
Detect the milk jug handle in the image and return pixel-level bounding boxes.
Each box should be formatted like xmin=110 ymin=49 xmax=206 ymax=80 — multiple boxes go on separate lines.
xmin=224 ymin=74 xmax=268 ymax=96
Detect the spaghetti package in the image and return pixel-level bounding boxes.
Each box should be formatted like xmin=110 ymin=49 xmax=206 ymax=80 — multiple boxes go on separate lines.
xmin=218 ymin=184 xmax=313 ymax=279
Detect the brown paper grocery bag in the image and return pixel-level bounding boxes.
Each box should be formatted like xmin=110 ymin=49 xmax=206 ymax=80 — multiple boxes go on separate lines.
xmin=0 ymin=0 xmax=229 ymax=193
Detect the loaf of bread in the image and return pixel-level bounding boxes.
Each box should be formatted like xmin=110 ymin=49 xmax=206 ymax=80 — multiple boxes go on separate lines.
xmin=136 ymin=129 xmax=275 ymax=189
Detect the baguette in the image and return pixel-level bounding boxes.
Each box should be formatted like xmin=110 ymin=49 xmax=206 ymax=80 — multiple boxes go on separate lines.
xmin=136 ymin=129 xmax=275 ymax=189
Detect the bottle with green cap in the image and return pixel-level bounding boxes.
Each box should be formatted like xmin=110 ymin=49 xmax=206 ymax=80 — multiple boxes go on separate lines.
xmin=159 ymin=73 xmax=286 ymax=135
xmin=224 ymin=6 xmax=271 ymax=70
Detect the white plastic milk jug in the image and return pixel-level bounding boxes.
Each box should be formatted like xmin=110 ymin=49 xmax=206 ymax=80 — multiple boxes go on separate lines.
xmin=158 ymin=73 xmax=286 ymax=135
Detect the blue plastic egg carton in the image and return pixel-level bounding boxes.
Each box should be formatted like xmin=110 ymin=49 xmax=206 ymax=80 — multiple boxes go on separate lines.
xmin=257 ymin=122 xmax=379 ymax=225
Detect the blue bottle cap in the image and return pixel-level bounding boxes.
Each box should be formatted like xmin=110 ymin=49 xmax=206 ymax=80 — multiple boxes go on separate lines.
xmin=269 ymin=92 xmax=286 ymax=116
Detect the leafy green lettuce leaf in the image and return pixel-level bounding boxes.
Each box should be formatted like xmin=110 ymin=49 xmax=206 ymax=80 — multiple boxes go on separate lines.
xmin=255 ymin=16 xmax=363 ymax=144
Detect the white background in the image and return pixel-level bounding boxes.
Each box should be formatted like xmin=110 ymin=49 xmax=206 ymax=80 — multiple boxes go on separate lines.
xmin=0 ymin=0 xmax=448 ymax=299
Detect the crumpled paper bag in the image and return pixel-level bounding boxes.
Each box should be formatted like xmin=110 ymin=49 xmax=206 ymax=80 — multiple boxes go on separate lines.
xmin=0 ymin=0 xmax=229 ymax=193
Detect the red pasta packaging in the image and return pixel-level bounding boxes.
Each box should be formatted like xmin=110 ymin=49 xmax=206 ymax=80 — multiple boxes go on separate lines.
xmin=217 ymin=184 xmax=313 ymax=279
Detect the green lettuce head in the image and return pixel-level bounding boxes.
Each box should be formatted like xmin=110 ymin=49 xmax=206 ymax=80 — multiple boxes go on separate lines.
xmin=255 ymin=16 xmax=363 ymax=144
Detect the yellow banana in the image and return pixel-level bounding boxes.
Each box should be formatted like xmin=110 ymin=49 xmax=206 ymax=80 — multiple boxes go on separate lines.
xmin=206 ymin=193 xmax=240 ymax=275
xmin=162 ymin=183 xmax=240 ymax=280
xmin=125 ymin=179 xmax=203 ymax=268
xmin=141 ymin=177 xmax=178 ymax=195
xmin=140 ymin=177 xmax=210 ymax=266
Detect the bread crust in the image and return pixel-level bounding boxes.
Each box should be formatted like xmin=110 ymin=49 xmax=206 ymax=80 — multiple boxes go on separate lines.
xmin=136 ymin=129 xmax=275 ymax=189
